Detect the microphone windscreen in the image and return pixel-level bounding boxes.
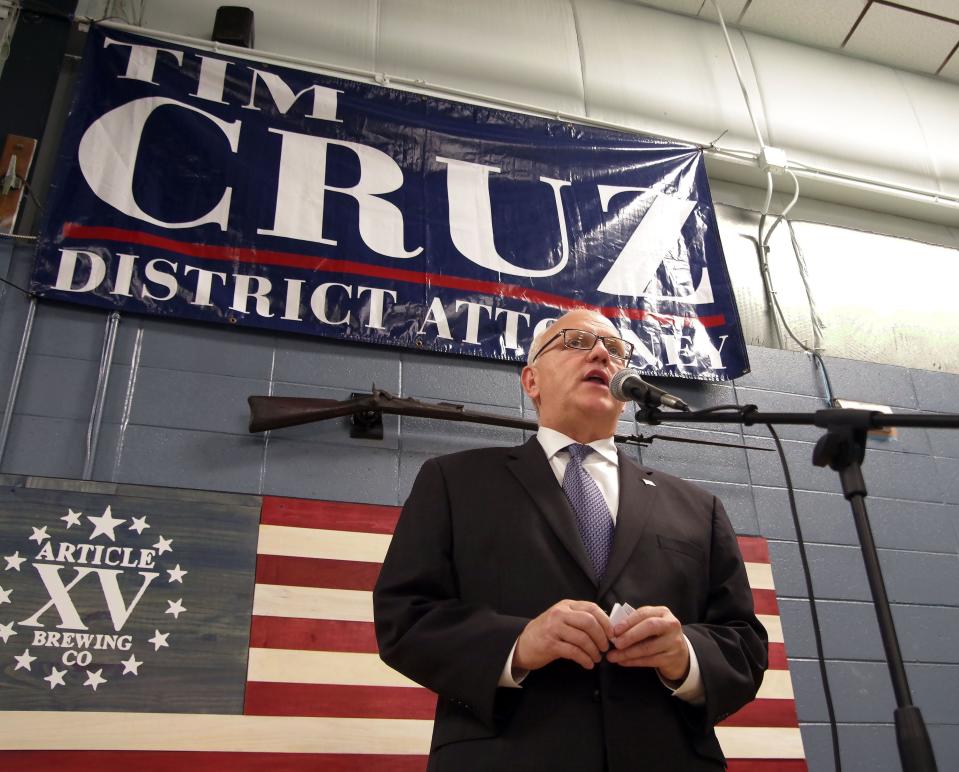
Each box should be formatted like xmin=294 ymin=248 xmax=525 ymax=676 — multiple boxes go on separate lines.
xmin=608 ymin=368 xmax=638 ymax=402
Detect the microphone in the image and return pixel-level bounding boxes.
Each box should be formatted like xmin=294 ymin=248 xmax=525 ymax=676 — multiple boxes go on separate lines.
xmin=609 ymin=368 xmax=690 ymax=411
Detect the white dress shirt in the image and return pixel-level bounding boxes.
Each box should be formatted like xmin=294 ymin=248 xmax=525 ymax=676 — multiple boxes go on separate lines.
xmin=498 ymin=429 xmax=705 ymax=705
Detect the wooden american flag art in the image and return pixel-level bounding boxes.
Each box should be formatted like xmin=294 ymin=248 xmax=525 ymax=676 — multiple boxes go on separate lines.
xmin=1 ymin=494 xmax=806 ymax=769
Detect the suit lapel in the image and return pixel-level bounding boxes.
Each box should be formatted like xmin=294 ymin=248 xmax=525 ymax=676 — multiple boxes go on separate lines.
xmin=506 ymin=437 xmax=597 ymax=585
xmin=599 ymin=449 xmax=659 ymax=596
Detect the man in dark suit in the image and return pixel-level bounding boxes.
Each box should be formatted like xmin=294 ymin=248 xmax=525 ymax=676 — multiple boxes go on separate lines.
xmin=373 ymin=309 xmax=767 ymax=771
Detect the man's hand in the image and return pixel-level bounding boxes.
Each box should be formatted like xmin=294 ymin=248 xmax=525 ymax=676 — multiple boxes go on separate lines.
xmin=513 ymin=600 xmax=614 ymax=672
xmin=606 ymin=605 xmax=689 ymax=683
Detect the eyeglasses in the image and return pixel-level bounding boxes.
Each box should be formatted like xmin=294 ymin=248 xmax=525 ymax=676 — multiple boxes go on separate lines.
xmin=529 ymin=328 xmax=634 ymax=364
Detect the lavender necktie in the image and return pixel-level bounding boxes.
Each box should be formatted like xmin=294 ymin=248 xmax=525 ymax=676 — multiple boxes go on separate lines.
xmin=562 ymin=444 xmax=615 ymax=582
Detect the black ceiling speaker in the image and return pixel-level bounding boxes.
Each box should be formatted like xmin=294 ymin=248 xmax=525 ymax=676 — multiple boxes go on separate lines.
xmin=212 ymin=6 xmax=255 ymax=49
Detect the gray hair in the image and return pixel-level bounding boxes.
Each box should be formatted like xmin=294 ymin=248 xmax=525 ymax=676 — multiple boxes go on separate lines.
xmin=525 ymin=321 xmax=558 ymax=365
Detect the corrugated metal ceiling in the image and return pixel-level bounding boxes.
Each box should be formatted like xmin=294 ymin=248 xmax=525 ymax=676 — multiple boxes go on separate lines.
xmin=633 ymin=0 xmax=959 ymax=82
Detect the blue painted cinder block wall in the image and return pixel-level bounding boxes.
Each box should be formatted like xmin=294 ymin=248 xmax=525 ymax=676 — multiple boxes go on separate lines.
xmin=1 ymin=240 xmax=958 ymax=769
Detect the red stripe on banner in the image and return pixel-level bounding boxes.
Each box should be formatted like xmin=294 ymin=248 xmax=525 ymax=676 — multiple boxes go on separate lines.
xmin=244 ymin=681 xmax=437 ymax=720
xmin=250 ymin=616 xmax=379 ymax=653
xmin=256 ymin=554 xmax=381 ymax=591
xmin=751 ymin=588 xmax=779 ymax=615
xmin=768 ymin=643 xmax=788 ymax=669
xmin=719 ymin=698 xmax=798 ymax=728
xmin=60 ymin=224 xmax=727 ymax=329
xmin=0 ymin=752 xmax=429 ymax=772
xmin=260 ymin=496 xmax=400 ymax=534
xmin=728 ymin=761 xmax=807 ymax=772
xmin=737 ymin=535 xmax=771 ymax=563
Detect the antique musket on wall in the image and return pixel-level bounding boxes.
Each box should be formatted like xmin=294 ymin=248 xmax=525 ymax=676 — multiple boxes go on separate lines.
xmin=248 ymin=388 xmax=764 ymax=451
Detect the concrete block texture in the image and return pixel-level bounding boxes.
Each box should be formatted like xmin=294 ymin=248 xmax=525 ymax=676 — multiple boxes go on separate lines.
xmin=273 ymin=335 xmax=402 ymax=393
xmin=0 ymin=414 xmax=88 ymax=478
xmin=263 ymin=434 xmax=399 ymax=505
xmin=637 ymin=425 xmax=750 ymax=485
xmin=768 ymin=540 xmax=871 ymax=601
xmin=927 ymin=425 xmax=959 ymax=459
xmin=102 ymin=366 xmax=271 ymax=436
xmin=820 ymin=354 xmax=919 ymax=410
xmin=755 ymin=486 xmax=858 ymax=545
xmin=876 ymin=548 xmax=959 ymax=607
xmin=824 ymin=660 xmax=896 ymax=724
xmin=401 ymin=349 xmax=523 ymax=407
xmin=734 ymin=345 xmax=823 ymax=397
xmin=781 ymin=599 xmax=959 ymax=665
xmin=798 ymin=722 xmax=958 ymax=772
xmin=911 ymin=368 xmax=959 ymax=413
xmin=778 ymin=599 xmax=884 ymax=662
xmin=788 ymin=658 xmax=833 ymax=723
xmin=100 ymin=424 xmax=268 ymax=495
xmin=746 ymin=438 xmax=844 ymax=495
xmin=934 ymin=456 xmax=959 ymax=504
xmin=138 ymin=316 xmax=277 ymax=379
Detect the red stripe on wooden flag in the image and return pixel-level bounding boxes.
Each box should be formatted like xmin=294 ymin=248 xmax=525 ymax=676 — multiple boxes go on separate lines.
xmin=727 ymin=761 xmax=807 ymax=772
xmin=256 ymin=554 xmax=381 ymax=590
xmin=719 ymin=698 xmax=798 ymax=728
xmin=260 ymin=496 xmax=401 ymax=533
xmin=751 ymin=588 xmax=779 ymax=615
xmin=0 ymin=752 xmax=429 ymax=772
xmin=242 ymin=499 xmax=802 ymax=767
xmin=250 ymin=616 xmax=379 ymax=653
xmin=244 ymin=681 xmax=437 ymax=719
xmin=737 ymin=535 xmax=770 ymax=563
xmin=7 ymin=753 xmax=804 ymax=772
xmin=768 ymin=642 xmax=787 ymax=669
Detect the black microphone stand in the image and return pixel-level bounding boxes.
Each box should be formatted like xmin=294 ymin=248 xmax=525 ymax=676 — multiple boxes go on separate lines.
xmin=634 ymin=403 xmax=959 ymax=772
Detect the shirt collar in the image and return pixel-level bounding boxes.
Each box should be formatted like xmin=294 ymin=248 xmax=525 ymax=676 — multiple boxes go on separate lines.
xmin=536 ymin=426 xmax=619 ymax=466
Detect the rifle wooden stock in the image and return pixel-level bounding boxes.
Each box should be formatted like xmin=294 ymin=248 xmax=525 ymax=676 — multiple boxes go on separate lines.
xmin=248 ymin=395 xmax=374 ymax=432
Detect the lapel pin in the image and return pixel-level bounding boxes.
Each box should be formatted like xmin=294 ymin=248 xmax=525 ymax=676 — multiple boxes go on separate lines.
xmin=643 ymin=479 xmax=656 ymax=487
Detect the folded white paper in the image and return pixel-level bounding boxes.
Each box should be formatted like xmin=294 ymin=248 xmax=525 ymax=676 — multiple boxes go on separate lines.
xmin=609 ymin=601 xmax=635 ymax=627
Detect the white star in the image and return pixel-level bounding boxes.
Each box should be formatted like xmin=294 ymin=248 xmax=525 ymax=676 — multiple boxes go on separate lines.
xmin=83 ymin=669 xmax=107 ymax=691
xmin=62 ymin=509 xmax=83 ymax=528
xmin=148 ymin=629 xmax=170 ymax=651
xmin=153 ymin=536 xmax=173 ymax=555
xmin=13 ymin=649 xmax=36 ymax=671
xmin=166 ymin=564 xmax=187 ymax=583
xmin=0 ymin=585 xmax=11 ymax=605
xmin=44 ymin=667 xmax=67 ymax=689
xmin=129 ymin=516 xmax=150 ymax=535
xmin=0 ymin=621 xmax=16 ymax=643
xmin=165 ymin=598 xmax=187 ymax=619
xmin=3 ymin=552 xmax=26 ymax=571
xmin=28 ymin=526 xmax=50 ymax=544
xmin=87 ymin=506 xmax=125 ymax=541
xmin=120 ymin=654 xmax=142 ymax=675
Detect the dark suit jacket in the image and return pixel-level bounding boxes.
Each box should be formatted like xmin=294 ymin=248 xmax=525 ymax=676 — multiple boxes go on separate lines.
xmin=373 ymin=437 xmax=767 ymax=772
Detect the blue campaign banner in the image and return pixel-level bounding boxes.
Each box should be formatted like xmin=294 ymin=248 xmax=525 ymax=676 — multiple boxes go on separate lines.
xmin=32 ymin=25 xmax=749 ymax=380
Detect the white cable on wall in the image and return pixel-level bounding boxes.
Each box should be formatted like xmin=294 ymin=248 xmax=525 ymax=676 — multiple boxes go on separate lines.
xmin=709 ymin=0 xmax=827 ymax=357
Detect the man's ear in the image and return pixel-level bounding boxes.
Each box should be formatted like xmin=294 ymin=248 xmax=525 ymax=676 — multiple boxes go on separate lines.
xmin=521 ymin=366 xmax=539 ymax=401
